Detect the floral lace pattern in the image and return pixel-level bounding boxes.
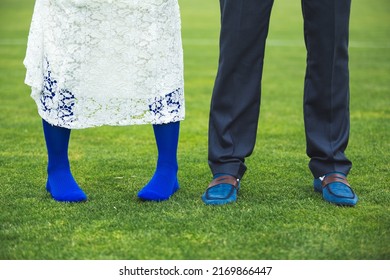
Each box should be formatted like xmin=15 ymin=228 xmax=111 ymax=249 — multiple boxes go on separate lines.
xmin=40 ymin=60 xmax=77 ymax=127
xmin=149 ymin=88 xmax=183 ymax=123
xmin=24 ymin=0 xmax=184 ymax=129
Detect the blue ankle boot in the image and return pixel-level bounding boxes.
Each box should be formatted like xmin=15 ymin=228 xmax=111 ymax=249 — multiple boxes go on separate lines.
xmin=137 ymin=121 xmax=180 ymax=201
xmin=42 ymin=119 xmax=87 ymax=202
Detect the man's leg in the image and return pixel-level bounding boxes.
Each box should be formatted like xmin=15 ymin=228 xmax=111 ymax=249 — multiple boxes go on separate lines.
xmin=302 ymin=0 xmax=357 ymax=205
xmin=205 ymin=0 xmax=274 ymax=204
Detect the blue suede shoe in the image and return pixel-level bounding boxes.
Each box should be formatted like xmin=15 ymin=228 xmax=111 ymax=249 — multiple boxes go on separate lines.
xmin=202 ymin=174 xmax=240 ymax=205
xmin=313 ymin=172 xmax=358 ymax=206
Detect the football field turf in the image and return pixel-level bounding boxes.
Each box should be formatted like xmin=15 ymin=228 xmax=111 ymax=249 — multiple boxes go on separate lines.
xmin=0 ymin=0 xmax=389 ymax=260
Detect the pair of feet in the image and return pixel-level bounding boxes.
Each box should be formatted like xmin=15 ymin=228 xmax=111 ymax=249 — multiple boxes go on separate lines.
xmin=46 ymin=168 xmax=179 ymax=203
xmin=202 ymin=172 xmax=358 ymax=206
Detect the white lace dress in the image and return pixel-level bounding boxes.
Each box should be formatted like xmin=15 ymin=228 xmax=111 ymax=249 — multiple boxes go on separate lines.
xmin=24 ymin=0 xmax=184 ymax=129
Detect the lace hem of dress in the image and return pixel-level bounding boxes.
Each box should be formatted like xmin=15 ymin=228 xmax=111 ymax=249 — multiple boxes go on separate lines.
xmin=34 ymin=60 xmax=184 ymax=129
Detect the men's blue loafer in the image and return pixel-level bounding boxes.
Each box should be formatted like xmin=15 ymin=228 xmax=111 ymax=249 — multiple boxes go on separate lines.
xmin=314 ymin=173 xmax=358 ymax=206
xmin=202 ymin=174 xmax=240 ymax=205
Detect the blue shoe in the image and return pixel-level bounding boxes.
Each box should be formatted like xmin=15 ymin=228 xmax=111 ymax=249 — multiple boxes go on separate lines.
xmin=202 ymin=174 xmax=240 ymax=205
xmin=313 ymin=173 xmax=358 ymax=206
xmin=138 ymin=179 xmax=180 ymax=202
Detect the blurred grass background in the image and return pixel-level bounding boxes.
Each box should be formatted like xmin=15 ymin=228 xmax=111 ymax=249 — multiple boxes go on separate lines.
xmin=0 ymin=0 xmax=389 ymax=259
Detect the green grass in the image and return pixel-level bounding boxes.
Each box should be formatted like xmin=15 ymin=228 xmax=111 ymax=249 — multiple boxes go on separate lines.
xmin=0 ymin=0 xmax=389 ymax=260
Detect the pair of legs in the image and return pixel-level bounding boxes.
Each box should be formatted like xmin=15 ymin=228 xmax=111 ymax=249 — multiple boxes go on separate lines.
xmin=204 ymin=0 xmax=357 ymax=205
xmin=42 ymin=119 xmax=180 ymax=202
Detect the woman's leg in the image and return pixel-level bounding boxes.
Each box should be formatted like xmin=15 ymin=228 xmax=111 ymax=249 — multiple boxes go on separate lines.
xmin=42 ymin=119 xmax=87 ymax=202
xmin=138 ymin=121 xmax=180 ymax=201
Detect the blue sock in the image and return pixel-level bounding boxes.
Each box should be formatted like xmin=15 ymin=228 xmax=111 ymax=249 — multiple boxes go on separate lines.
xmin=138 ymin=121 xmax=180 ymax=201
xmin=42 ymin=119 xmax=87 ymax=202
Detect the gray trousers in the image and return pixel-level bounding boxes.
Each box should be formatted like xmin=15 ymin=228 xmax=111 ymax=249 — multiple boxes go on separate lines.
xmin=208 ymin=0 xmax=352 ymax=179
